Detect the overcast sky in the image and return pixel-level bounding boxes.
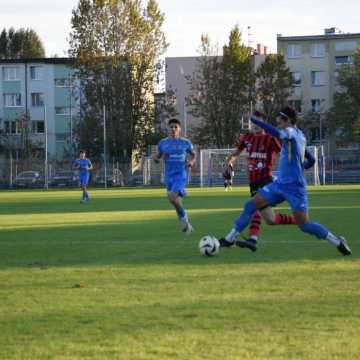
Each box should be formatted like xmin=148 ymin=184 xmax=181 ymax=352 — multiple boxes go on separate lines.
xmin=1 ymin=0 xmax=359 ymax=57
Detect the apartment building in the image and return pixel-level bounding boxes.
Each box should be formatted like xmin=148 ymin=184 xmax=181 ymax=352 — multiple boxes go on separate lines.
xmin=0 ymin=58 xmax=79 ymax=160
xmin=277 ymin=28 xmax=360 ymax=119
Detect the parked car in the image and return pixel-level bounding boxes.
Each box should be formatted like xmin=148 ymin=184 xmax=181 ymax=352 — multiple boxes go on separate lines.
xmin=94 ymin=169 xmax=124 ymax=187
xmin=50 ymin=171 xmax=79 ymax=188
xmin=14 ymin=171 xmax=43 ymax=188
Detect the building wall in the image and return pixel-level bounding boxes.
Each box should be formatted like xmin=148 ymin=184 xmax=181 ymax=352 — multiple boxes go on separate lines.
xmin=278 ymin=32 xmax=360 ymax=114
xmin=0 ymin=59 xmax=78 ymax=160
xmin=165 ymin=55 xmax=265 ymax=140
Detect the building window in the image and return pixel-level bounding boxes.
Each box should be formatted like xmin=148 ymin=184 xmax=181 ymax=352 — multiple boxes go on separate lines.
xmin=291 ymin=72 xmax=302 ymax=86
xmin=3 ymin=93 xmax=21 ymax=107
xmin=30 ymin=66 xmax=43 ymax=80
xmin=335 ymin=55 xmax=353 ymax=65
xmin=311 ymin=99 xmax=324 ymax=113
xmin=3 ymin=120 xmax=20 ymax=134
xmin=335 ymin=41 xmax=357 ymax=51
xmin=31 ymin=93 xmax=44 ymax=107
xmin=311 ymin=71 xmax=325 ymax=86
xmin=288 ymin=100 xmax=302 ymax=113
xmin=287 ymin=44 xmax=302 ymax=58
xmin=3 ymin=67 xmax=19 ymax=81
xmin=32 ymin=120 xmax=45 ymax=134
xmin=54 ymin=78 xmax=73 ymax=87
xmin=311 ymin=43 xmax=325 ymax=57
xmin=55 ymin=107 xmax=70 ymax=115
xmin=311 ymin=127 xmax=320 ymax=141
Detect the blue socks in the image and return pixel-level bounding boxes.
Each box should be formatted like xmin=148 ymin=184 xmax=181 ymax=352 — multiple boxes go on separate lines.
xmin=176 ymin=207 xmax=186 ymax=220
xmin=234 ymin=200 xmax=257 ymax=232
xmin=298 ymin=222 xmax=328 ymax=239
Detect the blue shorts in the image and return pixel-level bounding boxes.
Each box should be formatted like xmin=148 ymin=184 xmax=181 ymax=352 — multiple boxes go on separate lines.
xmin=258 ymin=181 xmax=308 ymax=213
xmin=165 ymin=177 xmax=187 ymax=197
xmin=79 ymin=173 xmax=89 ymax=187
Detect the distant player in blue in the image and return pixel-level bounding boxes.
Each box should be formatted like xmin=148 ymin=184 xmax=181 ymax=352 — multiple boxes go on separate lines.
xmin=153 ymin=118 xmax=196 ymax=234
xmin=73 ymin=150 xmax=93 ymax=203
xmin=219 ymin=106 xmax=351 ymax=256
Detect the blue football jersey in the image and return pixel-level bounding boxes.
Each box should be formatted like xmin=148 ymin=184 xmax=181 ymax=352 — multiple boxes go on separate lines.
xmin=74 ymin=158 xmax=92 ymax=176
xmin=157 ymin=137 xmax=194 ymax=180
xmin=276 ymin=127 xmax=307 ymax=186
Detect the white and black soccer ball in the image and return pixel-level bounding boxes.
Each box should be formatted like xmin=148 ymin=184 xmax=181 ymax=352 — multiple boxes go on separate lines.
xmin=199 ymin=235 xmax=220 ymax=257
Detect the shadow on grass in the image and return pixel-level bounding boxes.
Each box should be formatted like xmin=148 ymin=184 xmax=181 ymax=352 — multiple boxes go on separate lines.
xmin=0 ymin=210 xmax=358 ymax=270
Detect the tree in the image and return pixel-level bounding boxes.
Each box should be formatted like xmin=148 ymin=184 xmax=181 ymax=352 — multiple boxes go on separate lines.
xmin=187 ymin=26 xmax=253 ymax=147
xmin=69 ymin=0 xmax=167 ymax=178
xmin=255 ymin=54 xmax=294 ymax=124
xmin=0 ymin=27 xmax=45 ymax=58
xmin=328 ymin=47 xmax=360 ymax=145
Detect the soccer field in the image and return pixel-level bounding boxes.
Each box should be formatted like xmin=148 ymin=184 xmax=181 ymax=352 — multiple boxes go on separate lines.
xmin=0 ymin=186 xmax=359 ymax=359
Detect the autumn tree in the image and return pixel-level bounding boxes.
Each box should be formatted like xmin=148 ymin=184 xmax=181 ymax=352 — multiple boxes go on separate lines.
xmin=69 ymin=0 xmax=167 ymax=177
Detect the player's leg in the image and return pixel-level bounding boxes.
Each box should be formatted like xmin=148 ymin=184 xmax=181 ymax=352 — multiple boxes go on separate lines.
xmin=167 ymin=179 xmax=193 ymax=234
xmin=284 ymin=186 xmax=351 ymax=256
xmin=218 ymin=186 xmax=281 ymax=248
xmin=260 ymin=207 xmax=297 ymax=225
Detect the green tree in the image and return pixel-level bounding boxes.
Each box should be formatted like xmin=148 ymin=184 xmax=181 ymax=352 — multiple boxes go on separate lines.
xmin=187 ymin=26 xmax=253 ymax=147
xmin=328 ymin=47 xmax=360 ymax=145
xmin=255 ymin=54 xmax=294 ymax=124
xmin=69 ymin=0 xmax=167 ymax=177
xmin=0 ymin=27 xmax=45 ymax=58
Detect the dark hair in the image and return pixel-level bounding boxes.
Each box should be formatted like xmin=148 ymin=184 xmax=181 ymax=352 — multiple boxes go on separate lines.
xmin=279 ymin=106 xmax=297 ymax=124
xmin=168 ymin=118 xmax=181 ymax=126
xmin=79 ymin=150 xmax=85 ymax=154
xmin=254 ymin=110 xmax=265 ymax=118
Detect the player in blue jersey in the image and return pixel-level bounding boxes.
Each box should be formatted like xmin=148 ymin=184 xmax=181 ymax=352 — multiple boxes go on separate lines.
xmin=73 ymin=150 xmax=93 ymax=203
xmin=153 ymin=118 xmax=196 ymax=234
xmin=219 ymin=106 xmax=351 ymax=256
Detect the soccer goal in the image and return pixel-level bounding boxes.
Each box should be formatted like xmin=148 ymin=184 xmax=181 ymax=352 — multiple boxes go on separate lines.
xmin=199 ymin=146 xmax=325 ymax=187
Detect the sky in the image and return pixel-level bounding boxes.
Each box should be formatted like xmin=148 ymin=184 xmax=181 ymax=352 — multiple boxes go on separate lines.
xmin=1 ymin=0 xmax=360 ymax=57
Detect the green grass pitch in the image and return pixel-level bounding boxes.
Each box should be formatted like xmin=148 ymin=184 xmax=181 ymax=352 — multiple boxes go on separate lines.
xmin=0 ymin=186 xmax=359 ymax=359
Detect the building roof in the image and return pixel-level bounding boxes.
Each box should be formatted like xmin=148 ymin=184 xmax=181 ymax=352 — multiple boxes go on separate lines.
xmin=0 ymin=57 xmax=74 ymax=64
xmin=277 ymin=33 xmax=360 ymax=42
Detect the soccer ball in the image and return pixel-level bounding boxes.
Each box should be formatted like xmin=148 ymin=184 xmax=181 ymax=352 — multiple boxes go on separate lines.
xmin=199 ymin=235 xmax=220 ymax=257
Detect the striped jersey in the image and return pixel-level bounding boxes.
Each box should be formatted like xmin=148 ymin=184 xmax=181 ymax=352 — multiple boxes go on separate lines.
xmin=235 ymin=132 xmax=281 ymax=184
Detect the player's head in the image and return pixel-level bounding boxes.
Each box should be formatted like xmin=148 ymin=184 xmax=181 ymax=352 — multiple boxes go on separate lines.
xmin=168 ymin=118 xmax=181 ymax=138
xmin=251 ymin=110 xmax=265 ymax=134
xmin=277 ymin=106 xmax=297 ymax=129
xmin=79 ymin=150 xmax=86 ymax=159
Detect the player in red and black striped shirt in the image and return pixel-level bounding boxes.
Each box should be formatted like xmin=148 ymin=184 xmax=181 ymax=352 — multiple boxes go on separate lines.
xmin=221 ymin=111 xmax=297 ymax=250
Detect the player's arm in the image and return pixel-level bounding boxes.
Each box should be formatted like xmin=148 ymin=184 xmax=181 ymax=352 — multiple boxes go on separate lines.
xmin=73 ymin=160 xmax=80 ymax=170
xmin=304 ymin=148 xmax=315 ymax=170
xmin=152 ymin=142 xmax=163 ymax=163
xmin=87 ymin=160 xmax=93 ymax=171
xmin=186 ymin=141 xmax=196 ymax=168
xmin=250 ymin=116 xmax=294 ymax=140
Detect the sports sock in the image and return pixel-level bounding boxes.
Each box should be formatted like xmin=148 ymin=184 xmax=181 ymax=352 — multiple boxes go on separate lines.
xmin=234 ymin=200 xmax=256 ymax=233
xmin=176 ymin=207 xmax=187 ymax=220
xmin=225 ymin=228 xmax=239 ymax=242
xmin=249 ymin=211 xmax=261 ymax=240
xmin=325 ymin=232 xmax=341 ymax=247
xmin=298 ymin=221 xmax=329 ymax=240
xmin=275 ymin=213 xmax=296 ymax=225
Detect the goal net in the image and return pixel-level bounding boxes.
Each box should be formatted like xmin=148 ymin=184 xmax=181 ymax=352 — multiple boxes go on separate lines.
xmin=199 ymin=146 xmax=324 ymax=187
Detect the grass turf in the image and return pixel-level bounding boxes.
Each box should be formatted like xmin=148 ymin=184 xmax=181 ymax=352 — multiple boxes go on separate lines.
xmin=0 ymin=186 xmax=359 ymax=359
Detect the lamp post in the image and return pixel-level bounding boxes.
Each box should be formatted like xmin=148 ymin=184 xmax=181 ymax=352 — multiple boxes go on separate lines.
xmin=103 ymin=104 xmax=107 ymax=189
xmin=44 ymin=105 xmax=48 ymax=189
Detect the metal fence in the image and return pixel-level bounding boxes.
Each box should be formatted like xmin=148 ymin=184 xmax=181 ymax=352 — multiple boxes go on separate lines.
xmin=0 ymin=150 xmax=359 ymax=189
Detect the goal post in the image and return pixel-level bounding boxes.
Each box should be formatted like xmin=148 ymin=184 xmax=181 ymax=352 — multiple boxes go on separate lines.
xmin=199 ymin=145 xmax=324 ymax=187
